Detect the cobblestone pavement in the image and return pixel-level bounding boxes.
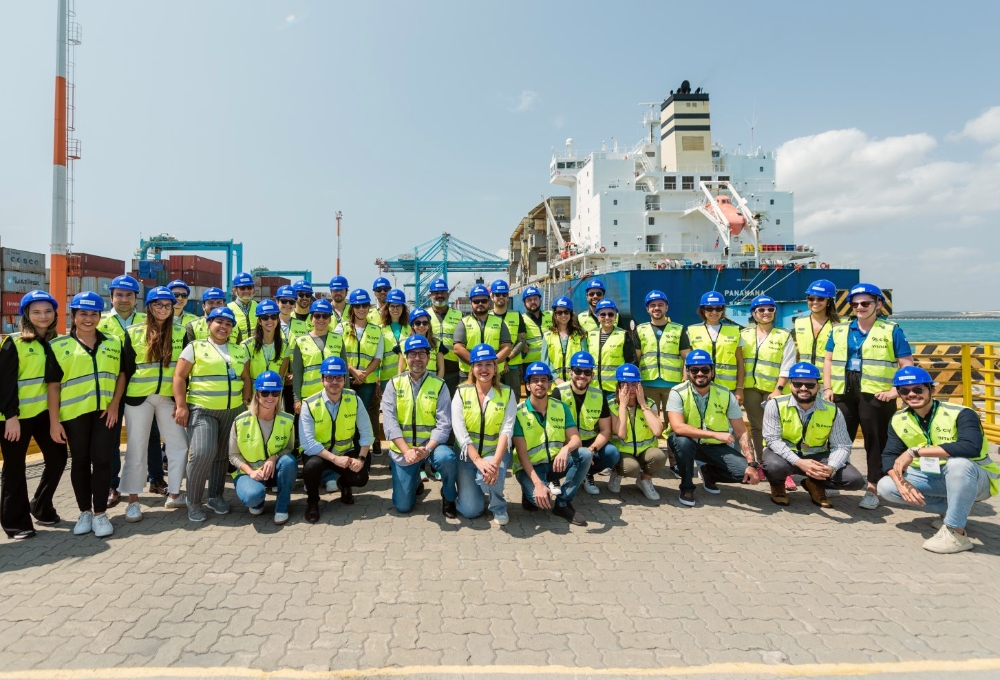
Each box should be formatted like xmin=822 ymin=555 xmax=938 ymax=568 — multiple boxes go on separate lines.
xmin=2 ymin=446 xmax=1000 ymax=678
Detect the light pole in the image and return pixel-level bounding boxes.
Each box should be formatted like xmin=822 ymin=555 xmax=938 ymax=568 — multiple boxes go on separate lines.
xmin=335 ymin=210 xmax=342 ymax=276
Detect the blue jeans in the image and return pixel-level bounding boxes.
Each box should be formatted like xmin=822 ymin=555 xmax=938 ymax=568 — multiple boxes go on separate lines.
xmin=390 ymin=445 xmax=457 ymax=513
xmin=456 ymin=450 xmax=510 ymax=519
xmin=588 ymin=443 xmax=621 ymax=474
xmin=515 ymin=448 xmax=593 ymax=508
xmin=876 ymin=457 xmax=992 ymax=530
xmin=232 ymin=453 xmax=297 ymax=514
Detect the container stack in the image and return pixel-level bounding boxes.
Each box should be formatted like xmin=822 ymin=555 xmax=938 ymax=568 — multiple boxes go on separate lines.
xmin=254 ymin=275 xmax=291 ymax=301
xmin=168 ymin=256 xmax=222 ymax=290
xmin=1 ymin=248 xmax=48 ymax=334
xmin=68 ymin=252 xmax=125 ymax=311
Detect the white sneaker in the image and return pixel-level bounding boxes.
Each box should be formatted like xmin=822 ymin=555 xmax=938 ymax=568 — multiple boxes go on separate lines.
xmin=859 ymin=490 xmax=880 ymax=510
xmin=493 ymin=512 xmax=509 ymax=527
xmin=582 ymin=476 xmax=600 ymax=495
xmin=248 ymin=504 xmax=265 ymax=516
xmin=923 ymin=524 xmax=973 ymax=554
xmin=636 ymin=477 xmax=660 ymax=500
xmin=608 ymin=471 xmax=623 ymax=493
xmin=274 ymin=512 xmax=289 ymax=525
xmin=325 ymin=478 xmax=339 ymax=493
xmin=165 ymin=494 xmax=187 ymax=509
xmin=73 ymin=511 xmax=94 ymax=535
xmin=92 ymin=513 xmax=113 ymax=538
xmin=124 ymin=502 xmax=143 ymax=523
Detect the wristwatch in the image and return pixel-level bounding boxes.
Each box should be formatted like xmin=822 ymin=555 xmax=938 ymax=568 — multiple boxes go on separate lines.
xmin=747 ymin=461 xmax=761 ymax=470
xmin=909 ymin=446 xmax=921 ymax=457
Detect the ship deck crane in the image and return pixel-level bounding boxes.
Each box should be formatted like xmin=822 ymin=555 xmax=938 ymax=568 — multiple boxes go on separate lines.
xmin=136 ymin=235 xmax=243 ymax=288
xmin=375 ymin=232 xmax=508 ymax=306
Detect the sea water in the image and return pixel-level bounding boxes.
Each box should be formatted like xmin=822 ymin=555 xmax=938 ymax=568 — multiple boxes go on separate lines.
xmin=893 ymin=319 xmax=1000 ymax=343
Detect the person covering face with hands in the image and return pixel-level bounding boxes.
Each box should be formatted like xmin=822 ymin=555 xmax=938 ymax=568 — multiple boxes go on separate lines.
xmin=608 ymin=363 xmax=667 ymax=500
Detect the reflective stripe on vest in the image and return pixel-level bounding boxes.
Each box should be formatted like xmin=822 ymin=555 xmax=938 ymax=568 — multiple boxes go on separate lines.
xmin=283 ymin=317 xmax=313 ymax=346
xmin=459 ymin=315 xmax=503 ymax=372
xmin=793 ymin=316 xmax=832 ymax=369
xmin=686 ymin=324 xmax=740 ymax=390
xmin=587 ymin=328 xmax=626 ymax=392
xmin=126 ymin=323 xmax=185 ymax=398
xmin=496 ymin=311 xmax=524 ymax=367
xmin=343 ymin=324 xmax=381 ymax=384
xmin=608 ymin=396 xmax=657 ymax=456
xmin=458 ymin=384 xmax=511 ymax=454
xmin=430 ymin=308 xmax=463 ymax=362
xmin=50 ymin=333 xmax=122 ymax=421
xmin=98 ymin=311 xmax=146 ymax=342
xmin=389 ymin=374 xmax=445 ymax=453
xmin=829 ymin=320 xmax=898 ymax=395
xmin=514 ymin=397 xmax=567 ymax=471
xmin=741 ymin=326 xmax=789 ymax=393
xmin=227 ymin=300 xmax=258 ymax=340
xmin=379 ymin=324 xmax=412 ymax=381
xmin=769 ymin=394 xmax=836 ymax=455
xmin=231 ymin=411 xmax=295 ymax=478
xmin=544 ymin=330 xmax=585 ymax=383
xmin=305 ymin=390 xmax=358 ymax=454
xmin=636 ymin=322 xmax=684 ymax=383
xmin=674 ymin=381 xmax=732 ymax=446
xmin=1 ymin=334 xmax=49 ymax=420
xmin=559 ymin=385 xmax=604 ymax=441
xmin=188 ymin=317 xmax=243 ymax=346
xmin=296 ymin=333 xmax=344 ymax=398
xmin=186 ymin=340 xmax=249 ymax=410
xmin=242 ymin=337 xmax=289 ymax=381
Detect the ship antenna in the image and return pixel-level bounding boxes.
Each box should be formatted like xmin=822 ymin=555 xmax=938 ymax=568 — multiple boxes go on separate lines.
xmin=745 ymin=100 xmax=758 ymax=155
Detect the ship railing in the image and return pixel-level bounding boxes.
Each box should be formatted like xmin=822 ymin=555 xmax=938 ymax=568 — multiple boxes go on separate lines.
xmin=910 ymin=342 xmax=1000 ymax=444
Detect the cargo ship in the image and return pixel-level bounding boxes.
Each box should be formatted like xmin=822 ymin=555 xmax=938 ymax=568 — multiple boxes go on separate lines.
xmin=509 ymin=81 xmax=860 ymax=327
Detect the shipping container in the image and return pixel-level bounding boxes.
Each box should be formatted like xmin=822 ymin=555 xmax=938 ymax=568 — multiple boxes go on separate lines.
xmin=97 ymin=277 xmax=113 ymax=295
xmin=155 ymin=271 xmax=170 ymax=286
xmin=1 ymin=248 xmax=46 ymax=274
xmin=179 ymin=270 xmax=220 ymax=288
xmin=81 ymin=276 xmax=98 ymax=292
xmin=138 ymin=260 xmax=166 ymax=278
xmin=67 ymin=276 xmax=82 ymax=295
xmin=190 ymin=285 xmax=208 ymax=301
xmin=2 ymin=270 xmax=47 ymax=293
xmin=72 ymin=253 xmax=125 ymax=275
xmin=2 ymin=292 xmax=23 ymax=316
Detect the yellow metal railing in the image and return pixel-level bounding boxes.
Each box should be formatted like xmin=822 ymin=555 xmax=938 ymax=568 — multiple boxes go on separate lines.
xmin=911 ymin=342 xmax=1000 ymax=444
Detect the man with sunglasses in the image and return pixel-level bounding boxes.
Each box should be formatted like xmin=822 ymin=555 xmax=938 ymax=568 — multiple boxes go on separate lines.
xmin=291 ymin=280 xmax=316 ymax=324
xmin=761 ymin=362 xmax=863 ymax=507
xmin=489 ymin=279 xmax=526 ymax=401
xmin=185 ymin=288 xmax=240 ymax=346
xmin=328 ymin=276 xmax=349 ymax=325
xmin=453 ymin=285 xmax=512 ymax=382
xmin=168 ymin=279 xmax=198 ymax=328
xmin=667 ymin=350 xmax=759 ymax=507
xmin=577 ymin=278 xmax=618 ymax=333
xmin=426 ymin=277 xmax=465 ymax=398
xmin=368 ymin=277 xmax=392 ymax=325
xmin=555 ymin=352 xmax=620 ymax=495
xmin=228 ymin=272 xmax=259 ymax=341
xmin=824 ymin=282 xmax=913 ymax=510
xmin=877 ymin=367 xmax=999 ymax=554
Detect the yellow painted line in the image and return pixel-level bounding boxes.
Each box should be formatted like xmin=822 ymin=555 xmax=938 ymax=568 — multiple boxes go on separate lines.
xmin=2 ymin=659 xmax=1000 ymax=678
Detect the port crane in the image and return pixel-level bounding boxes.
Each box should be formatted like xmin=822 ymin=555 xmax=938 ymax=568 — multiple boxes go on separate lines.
xmin=136 ymin=235 xmax=243 ymax=288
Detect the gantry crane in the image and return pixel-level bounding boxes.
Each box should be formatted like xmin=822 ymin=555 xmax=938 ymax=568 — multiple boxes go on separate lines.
xmin=136 ymin=235 xmax=243 ymax=288
xmin=250 ymin=267 xmax=313 ymax=283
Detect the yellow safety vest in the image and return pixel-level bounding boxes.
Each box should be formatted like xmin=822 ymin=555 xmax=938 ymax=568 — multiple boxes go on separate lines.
xmin=458 ymin=384 xmax=512 ymax=454
xmin=185 ymin=340 xmax=249 ymax=410
xmin=389 ymin=373 xmax=445 ymax=453
xmin=242 ymin=337 xmax=290 ymax=381
xmin=587 ymin=328 xmax=626 ymax=392
xmin=741 ymin=326 xmax=790 ymax=393
xmin=187 ymin=317 xmax=243 ymax=346
xmin=608 ymin=396 xmax=657 ymax=456
xmin=227 ymin=300 xmax=258 ymax=340
xmin=578 ymin=310 xmax=618 ymax=334
xmin=673 ymin=381 xmax=732 ymax=446
xmin=50 ymin=333 xmax=122 ymax=422
xmin=367 ymin=305 xmax=384 ymax=326
xmin=343 ymin=324 xmax=382 ymax=384
xmin=98 ymin=311 xmax=146 ymax=342
xmin=231 ymin=411 xmax=295 ymax=478
xmin=686 ymin=324 xmax=740 ymax=390
xmin=458 ymin=315 xmax=503 ymax=372
xmin=173 ymin=312 xmax=199 ymax=328
xmin=379 ymin=324 xmax=412 ymax=381
xmin=430 ymin=307 xmax=463 ymax=363
xmin=793 ymin=316 xmax=832 ymax=370
xmin=829 ymin=320 xmax=898 ymax=395
xmin=891 ymin=401 xmax=999 ymax=496
xmin=305 ymin=389 xmax=359 ymax=454
xmin=636 ymin=322 xmax=684 ymax=384
xmin=0 ymin=334 xmax=50 ymax=420
xmin=769 ymin=395 xmax=837 ymax=456
xmin=295 ymin=333 xmax=345 ymax=399
xmin=521 ymin=311 xmax=551 ymax=365
xmin=402 ymin=336 xmax=439 ymax=374
xmin=126 ymin=323 xmax=185 ymax=398
xmin=559 ymin=385 xmax=605 ymax=442
xmin=495 ymin=311 xmax=524 ymax=367
xmin=544 ymin=330 xmax=585 ymax=383
xmin=514 ymin=397 xmax=568 ymax=471
xmin=282 ymin=317 xmax=313 ymax=346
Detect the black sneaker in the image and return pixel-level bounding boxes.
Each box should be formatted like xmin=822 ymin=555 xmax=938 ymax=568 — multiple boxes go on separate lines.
xmin=442 ymin=497 xmax=457 ymax=519
xmin=552 ymin=502 xmax=587 ymax=526
xmin=521 ymin=492 xmax=538 ymax=512
xmin=678 ymin=489 xmax=696 ymax=507
xmin=700 ymin=465 xmax=721 ymax=494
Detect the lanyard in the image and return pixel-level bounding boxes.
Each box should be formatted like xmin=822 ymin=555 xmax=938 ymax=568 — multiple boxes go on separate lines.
xmin=796 ymin=407 xmax=814 ymax=454
xmin=914 ymin=401 xmax=939 ymax=445
xmin=477 ymin=388 xmax=489 ymax=453
xmin=628 ymin=405 xmax=638 ymax=456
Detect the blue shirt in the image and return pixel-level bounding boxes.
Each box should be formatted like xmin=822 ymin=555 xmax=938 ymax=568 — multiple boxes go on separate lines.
xmin=513 ymin=398 xmax=576 ymax=437
xmin=825 ymin=319 xmax=911 ymax=371
xmin=299 ymin=390 xmax=375 ymax=456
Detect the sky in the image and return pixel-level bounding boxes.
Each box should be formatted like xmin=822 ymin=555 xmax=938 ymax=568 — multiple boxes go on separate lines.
xmin=1 ymin=1 xmax=999 ymax=311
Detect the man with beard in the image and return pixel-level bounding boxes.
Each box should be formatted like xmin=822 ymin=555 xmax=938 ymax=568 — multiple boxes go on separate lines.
xmin=368 ymin=277 xmax=392 ymax=325
xmin=426 ymin=278 xmax=464 ymax=398
xmin=761 ymin=362 xmax=863 ymax=508
xmin=520 ymin=286 xmax=550 ymax=376
xmin=328 ymin=276 xmax=349 ymax=326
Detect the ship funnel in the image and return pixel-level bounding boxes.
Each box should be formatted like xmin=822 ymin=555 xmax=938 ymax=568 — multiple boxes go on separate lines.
xmin=660 ymin=82 xmax=712 ymax=172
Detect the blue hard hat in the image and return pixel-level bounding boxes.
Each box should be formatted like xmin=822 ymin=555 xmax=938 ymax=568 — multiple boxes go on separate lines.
xmin=469 ymin=285 xmax=490 ymax=300
xmin=372 ymin=277 xmax=391 ymax=291
xmin=585 ymin=278 xmax=606 ymax=292
xmin=253 ymin=371 xmax=283 ymax=392
xmin=69 ymin=291 xmax=104 ymax=311
xmin=469 ymin=343 xmax=497 ymax=364
xmin=320 ymin=356 xmax=348 ymax=376
xmin=255 ymin=299 xmax=280 ymax=316
xmin=490 ymin=279 xmax=510 ymax=295
xmin=310 ymin=299 xmax=333 ymax=315
xmin=166 ymin=279 xmax=190 ymax=294
xmin=275 ymin=285 xmax=296 ymax=301
xmin=109 ymin=275 xmax=140 ymax=293
xmin=232 ymin=272 xmax=254 ymax=288
xmin=18 ymin=290 xmax=58 ymax=316
xmin=847 ymin=282 xmax=884 ymax=302
xmin=644 ymin=290 xmax=668 ymax=307
xmin=201 ymin=287 xmax=226 ymax=302
xmin=699 ymin=291 xmax=725 ymax=307
xmin=348 ymin=288 xmax=371 ymax=305
xmin=893 ymin=366 xmax=934 ymax=388
xmin=522 ymin=286 xmax=542 ymax=301
xmin=788 ymin=362 xmax=821 ymax=381
xmin=523 ymin=361 xmax=553 ymax=380
xmin=750 ymin=295 xmax=777 ymax=312
xmin=328 ymin=276 xmax=348 ymax=291
xmin=293 ymin=279 xmax=313 ymax=295
xmin=615 ymin=363 xmax=641 ymax=383
xmin=805 ymin=279 xmax=836 ymax=299
xmin=144 ymin=287 xmax=177 ymax=305
xmin=428 ymin=278 xmax=449 ymax=293
xmin=207 ymin=307 xmax=236 ymax=324
xmin=569 ymin=351 xmax=594 ymax=369
xmin=409 ymin=307 xmax=430 ymax=324
xmin=685 ymin=349 xmax=714 ymax=366
xmin=595 ymin=299 xmax=618 ymax=313
xmin=386 ymin=289 xmax=406 ymax=305
xmin=552 ymin=296 xmax=573 ymax=311
xmin=403 ymin=334 xmax=431 ymax=353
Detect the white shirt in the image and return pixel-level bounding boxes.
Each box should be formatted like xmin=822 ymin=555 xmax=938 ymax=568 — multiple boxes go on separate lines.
xmin=179 ymin=339 xmax=230 ymax=364
xmin=450 ymin=385 xmax=517 ymax=457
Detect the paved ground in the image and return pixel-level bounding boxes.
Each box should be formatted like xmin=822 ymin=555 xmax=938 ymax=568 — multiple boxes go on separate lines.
xmin=3 ymin=446 xmax=1000 ymax=679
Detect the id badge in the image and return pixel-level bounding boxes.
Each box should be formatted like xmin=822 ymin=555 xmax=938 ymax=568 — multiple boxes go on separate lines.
xmin=228 ymin=367 xmax=237 ymax=380
xmin=919 ymin=456 xmax=941 ymax=474
xmin=848 ymin=356 xmax=862 ymax=372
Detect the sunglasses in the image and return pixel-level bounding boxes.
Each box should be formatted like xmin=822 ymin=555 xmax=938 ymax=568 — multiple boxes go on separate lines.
xmin=806 ymin=296 xmax=826 ymax=303
xmin=571 ymin=368 xmax=593 ymax=377
xmin=236 ymin=286 xmax=254 ymax=291
xmin=703 ymin=306 xmax=724 ymax=313
xmin=850 ymin=300 xmax=874 ymax=308
xmin=257 ymin=390 xmax=281 ymax=398
xmin=688 ymin=366 xmax=712 ymax=375
xmin=278 ymin=299 xmax=296 ymax=305
xmin=898 ymin=385 xmax=927 ymax=397
xmin=493 ymin=292 xmax=509 ymax=297
xmin=297 ymin=292 xmax=313 ymax=298
xmin=173 ymin=293 xmax=189 ymax=299
xmin=554 ymin=309 xmax=571 ymax=316
xmin=374 ymin=287 xmax=390 ymax=293
xmin=597 ymin=312 xmax=616 ymax=318
xmin=586 ymin=291 xmax=604 ymax=298
xmin=412 ymin=320 xmax=429 ymax=327
xmin=471 ymin=299 xmax=489 ymax=305
xmin=755 ymin=307 xmax=776 ymax=314
xmin=312 ymin=313 xmax=331 ymax=320
xmin=791 ymin=381 xmax=817 ymax=389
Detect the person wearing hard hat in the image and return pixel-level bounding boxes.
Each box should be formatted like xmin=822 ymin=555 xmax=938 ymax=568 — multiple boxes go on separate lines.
xmin=577 ymin=279 xmax=617 ymax=333
xmin=608 ymin=363 xmax=667 ymax=500
xmin=589 ymin=299 xmax=634 ymax=395
xmin=683 ymin=291 xmax=744 ymax=399
xmin=337 ymin=289 xmax=384 ymax=457
xmin=541 ymin=296 xmax=588 ymax=386
xmin=368 ymin=277 xmax=392 ymax=325
xmin=300 ymin=356 xmax=375 ymax=521
xmin=273 ymin=284 xmax=303 ymax=421
xmin=0 ymin=291 xmax=66 ymax=540
xmin=184 ymin=287 xmax=233 ymax=345
xmin=520 ymin=286 xmax=551 ymax=369
xmin=291 ymin=299 xmax=345 ymax=410
xmin=228 ymin=271 xmax=259 ymax=341
xmin=513 ymin=362 xmax=591 ymax=525
xmin=167 ymin=279 xmax=199 ymax=328
xmin=556 ymin=351 xmax=619 ymax=495
xmin=49 ymin=292 xmax=127 ymax=538
xmin=243 ymin=299 xmax=291 ymax=382
xmin=634 ymin=290 xmax=687 ymax=407
xmin=290 ymin=280 xmax=316 ymax=331
xmin=229 ymin=371 xmax=298 ymax=525
xmin=426 ymin=277 xmax=464 ymax=398
xmin=451 ymin=343 xmax=515 ymax=525
xmin=877 ymin=367 xmax=1000 ymax=554
xmin=173 ymin=307 xmax=252 ymax=523
xmin=378 ymin=289 xmax=411 ymax=383
xmin=489 ymin=279 xmax=526 ymax=400
xmin=118 ymin=287 xmax=190 ymax=522
xmin=401 ymin=308 xmax=446 ymax=378
xmin=761 ymin=362 xmax=862 ymax=508
xmin=823 ymin=282 xmax=913 ymax=510
xmin=328 ymin=276 xmax=349 ymax=325
xmin=794 ymin=280 xmax=839 ymax=375
xmin=381 ymin=334 xmax=458 ymax=517
xmin=453 ymin=284 xmax=512 ymax=381
xmin=666 ymin=350 xmax=759 ymax=507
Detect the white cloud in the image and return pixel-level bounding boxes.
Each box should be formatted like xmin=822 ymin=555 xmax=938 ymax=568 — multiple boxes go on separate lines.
xmin=511 ymin=90 xmax=537 ymax=113
xmin=950 ymin=106 xmax=1000 ymax=143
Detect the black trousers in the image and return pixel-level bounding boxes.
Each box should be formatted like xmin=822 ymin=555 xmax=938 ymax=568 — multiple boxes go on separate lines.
xmin=0 ymin=411 xmax=68 ymax=536
xmin=302 ymin=452 xmax=371 ymax=503
xmin=64 ymin=411 xmax=118 ymax=514
xmin=107 ymin=400 xmax=126 ymax=487
xmin=834 ymin=371 xmax=896 ymax=485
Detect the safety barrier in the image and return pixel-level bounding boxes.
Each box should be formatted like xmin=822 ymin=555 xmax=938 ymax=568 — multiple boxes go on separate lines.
xmin=911 ymin=342 xmax=1000 ymax=444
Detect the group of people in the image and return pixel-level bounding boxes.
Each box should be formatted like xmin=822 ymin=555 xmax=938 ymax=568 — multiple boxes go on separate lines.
xmin=1 ymin=273 xmax=995 ymax=554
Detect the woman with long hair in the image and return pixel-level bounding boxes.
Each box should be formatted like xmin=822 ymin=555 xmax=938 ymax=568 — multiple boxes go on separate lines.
xmin=541 ymin=296 xmax=587 ymax=387
xmin=379 ymin=289 xmax=410 ymax=383
xmin=0 ymin=291 xmax=66 ymax=540
xmin=683 ymin=290 xmax=745 ymax=402
xmin=400 ymin=308 xmax=445 ymax=378
xmin=291 ymin=299 xmax=344 ymax=412
xmin=119 ymin=287 xmax=190 ymax=523
xmin=338 ymin=289 xmax=383 ymax=456
xmin=49 ymin=292 xmax=127 ymax=538
xmin=243 ymin=299 xmax=290 ymax=381
xmin=795 ymin=279 xmax=840 ymax=374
